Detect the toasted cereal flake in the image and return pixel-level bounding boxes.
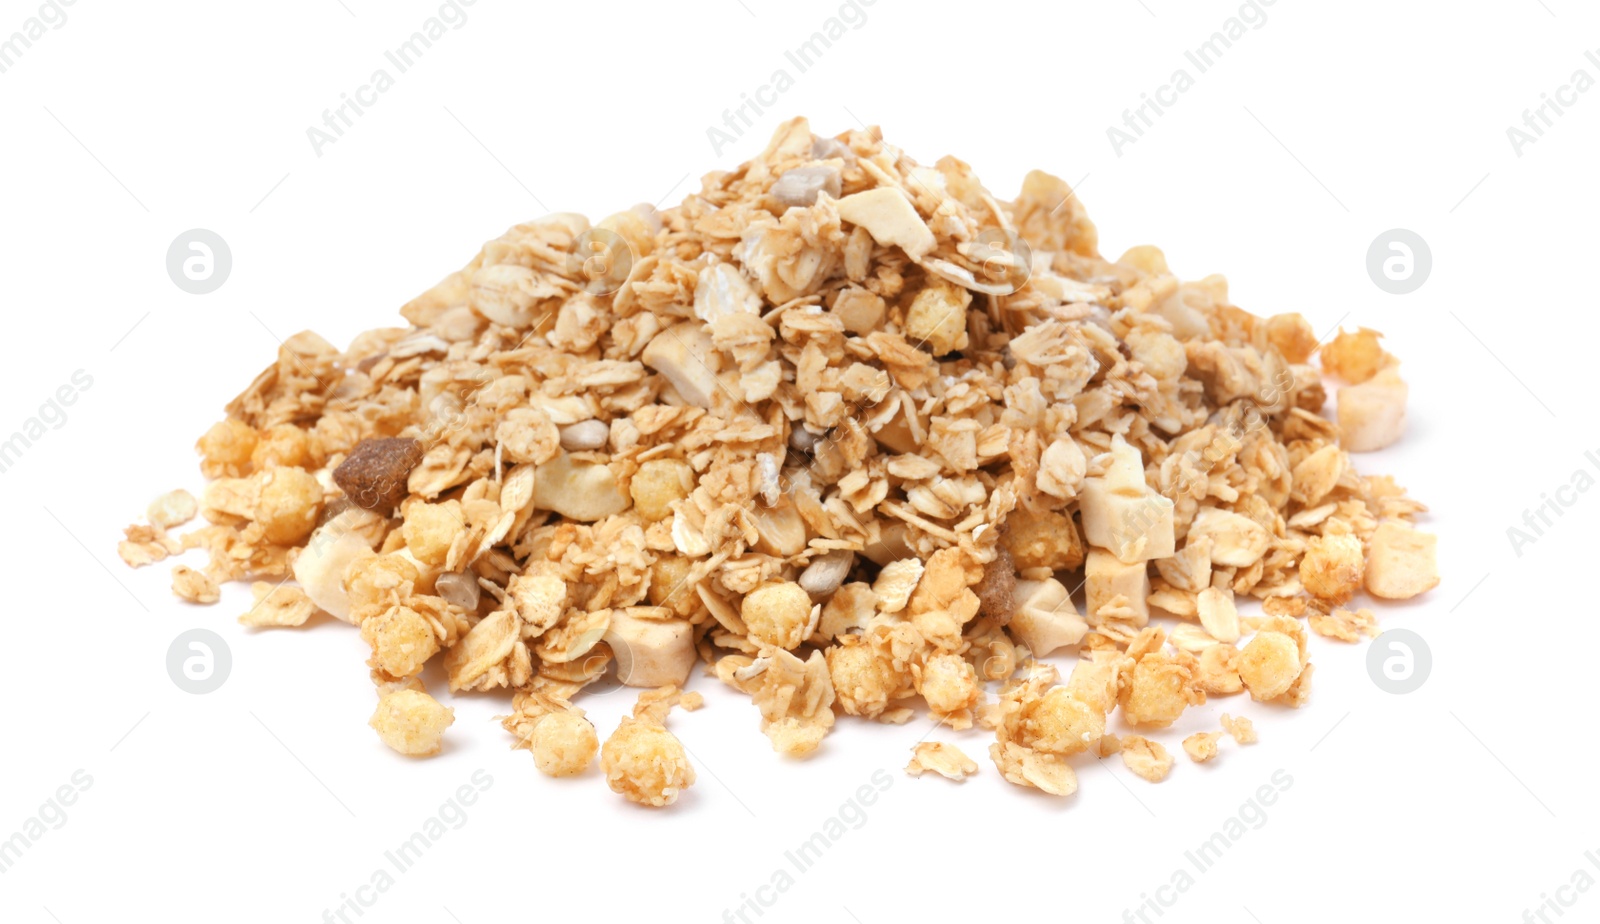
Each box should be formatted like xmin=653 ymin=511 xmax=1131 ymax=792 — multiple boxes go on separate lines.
xmin=171 ymin=565 xmax=220 ymax=604
xmin=906 ymin=742 xmax=979 ymax=781
xmin=239 ymin=581 xmax=315 ymax=627
xmin=1310 ymin=606 xmax=1379 ymax=642
xmin=1121 ymin=736 xmax=1174 ymax=782
xmin=147 ymin=489 xmax=198 ymax=530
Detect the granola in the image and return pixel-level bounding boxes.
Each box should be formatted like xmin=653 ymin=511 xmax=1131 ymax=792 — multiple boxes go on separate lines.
xmin=122 ymin=117 xmax=1438 ymax=805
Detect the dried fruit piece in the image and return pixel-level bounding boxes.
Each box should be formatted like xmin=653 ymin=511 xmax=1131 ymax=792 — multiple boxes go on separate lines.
xmin=333 ymin=438 xmax=424 ymax=512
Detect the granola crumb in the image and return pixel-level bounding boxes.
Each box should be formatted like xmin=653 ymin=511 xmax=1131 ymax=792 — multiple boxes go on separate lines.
xmin=906 ymin=742 xmax=980 ymax=781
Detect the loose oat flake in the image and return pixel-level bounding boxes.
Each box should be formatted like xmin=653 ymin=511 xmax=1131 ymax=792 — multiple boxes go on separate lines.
xmin=120 ymin=117 xmax=1438 ymax=805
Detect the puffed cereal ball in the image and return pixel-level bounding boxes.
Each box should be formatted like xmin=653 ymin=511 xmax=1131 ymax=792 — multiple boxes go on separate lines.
xmin=250 ymin=423 xmax=312 ymax=470
xmin=345 ymin=553 xmax=421 ymax=621
xmin=1021 ymin=687 xmax=1106 ymax=757
xmin=600 ymin=718 xmax=695 ymax=807
xmin=529 ymin=712 xmax=599 ymax=777
xmin=1118 ymin=654 xmax=1195 ymax=729
xmin=196 ymin=418 xmax=258 ymax=476
xmin=740 ymin=581 xmax=813 ymax=650
xmin=629 ymin=459 xmax=694 ymax=521
xmin=360 ymin=605 xmax=440 ymax=678
xmin=255 ymin=466 xmax=324 ymax=545
xmin=1238 ymin=631 xmax=1302 ymax=701
xmin=401 ymin=499 xmax=464 ymax=568
xmin=369 ymin=689 xmax=454 ymax=757
xmin=826 ymin=639 xmax=894 ymax=718
xmin=916 ymin=652 xmax=980 ymax=717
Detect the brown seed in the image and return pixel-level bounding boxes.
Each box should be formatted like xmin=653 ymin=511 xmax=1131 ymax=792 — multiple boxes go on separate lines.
xmin=333 ymin=438 xmax=424 ymax=512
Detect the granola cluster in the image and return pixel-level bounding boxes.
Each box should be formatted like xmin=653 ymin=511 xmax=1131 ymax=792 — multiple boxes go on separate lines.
xmin=120 ymin=117 xmax=1438 ymax=804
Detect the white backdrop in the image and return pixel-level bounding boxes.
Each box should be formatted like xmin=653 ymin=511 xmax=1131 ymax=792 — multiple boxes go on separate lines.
xmin=2 ymin=1 xmax=1596 ymax=922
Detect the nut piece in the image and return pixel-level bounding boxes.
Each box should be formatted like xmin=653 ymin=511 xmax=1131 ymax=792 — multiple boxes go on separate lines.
xmin=534 ymin=452 xmax=630 ymax=522
xmin=1079 ymin=434 xmax=1175 ymax=563
xmin=1008 ymin=578 xmax=1088 ymax=657
xmin=369 ymin=689 xmax=455 ymax=757
xmin=1365 ymin=521 xmax=1439 ymax=600
xmin=529 ymin=712 xmax=599 ymax=777
xmin=771 ymin=165 xmax=842 ymax=209
xmin=906 ymin=742 xmax=979 ymax=781
xmin=741 ymin=581 xmax=814 ymax=650
xmin=799 ymin=550 xmax=854 ymax=600
xmin=1337 ymin=366 xmax=1407 ymax=452
xmin=1187 ymin=508 xmax=1271 ymax=568
xmin=333 ymin=438 xmax=425 ymax=512
xmin=1085 ymin=549 xmax=1151 ymax=626
xmin=1300 ymin=533 xmax=1365 ymax=603
xmin=558 ymin=419 xmax=609 ymax=452
xmin=904 ymin=280 xmax=972 ymax=356
xmin=835 ymin=187 xmax=936 ymax=260
xmin=604 ymin=608 xmax=696 ymax=688
xmin=642 ymin=321 xmax=722 ymax=409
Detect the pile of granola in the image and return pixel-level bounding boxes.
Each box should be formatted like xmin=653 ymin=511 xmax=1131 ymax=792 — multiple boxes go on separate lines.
xmin=120 ymin=118 xmax=1438 ymax=806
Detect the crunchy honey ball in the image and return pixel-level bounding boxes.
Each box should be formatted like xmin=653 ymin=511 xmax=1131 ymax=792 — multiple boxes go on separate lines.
xmin=629 ymin=459 xmax=694 ymax=521
xmin=369 ymin=689 xmax=454 ymax=757
xmin=648 ymin=555 xmax=698 ymax=617
xmin=250 ymin=423 xmax=312 ymax=470
xmin=916 ymin=652 xmax=980 ymax=718
xmin=255 ymin=466 xmax=324 ymax=545
xmin=1119 ymin=654 xmax=1197 ymax=729
xmin=1021 ymin=687 xmax=1105 ymax=757
xmin=600 ymin=717 xmax=695 ymax=807
xmin=345 ymin=553 xmax=421 ymax=621
xmin=827 ymin=638 xmax=895 ymax=718
xmin=333 ymin=437 xmax=424 ymax=512
xmin=401 ymin=499 xmax=464 ymax=568
xmin=1264 ymin=312 xmax=1318 ymax=364
xmin=904 ymin=280 xmax=972 ymax=355
xmin=1320 ymin=327 xmax=1385 ymax=383
xmin=361 ymin=605 xmax=440 ymax=678
xmin=1300 ymin=533 xmax=1365 ymax=603
xmin=741 ymin=581 xmax=812 ymax=650
xmin=1002 ymin=506 xmax=1085 ymax=572
xmin=529 ymin=712 xmax=599 ymax=777
xmin=196 ymin=418 xmax=258 ymax=476
xmin=1239 ymin=631 xmax=1302 ymax=701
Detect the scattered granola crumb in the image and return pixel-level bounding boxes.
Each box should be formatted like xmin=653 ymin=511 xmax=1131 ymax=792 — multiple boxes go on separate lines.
xmin=1221 ymin=713 xmax=1257 ymax=745
xmin=1121 ymin=736 xmax=1174 ymax=783
xmin=1183 ymin=731 xmax=1222 ymax=763
xmin=239 ymin=581 xmax=315 ymax=627
xmin=171 ymin=564 xmax=219 ymax=604
xmin=906 ymin=742 xmax=979 ymax=781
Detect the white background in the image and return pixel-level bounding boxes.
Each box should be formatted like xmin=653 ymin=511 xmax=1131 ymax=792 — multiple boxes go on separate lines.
xmin=2 ymin=1 xmax=1596 ymax=922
